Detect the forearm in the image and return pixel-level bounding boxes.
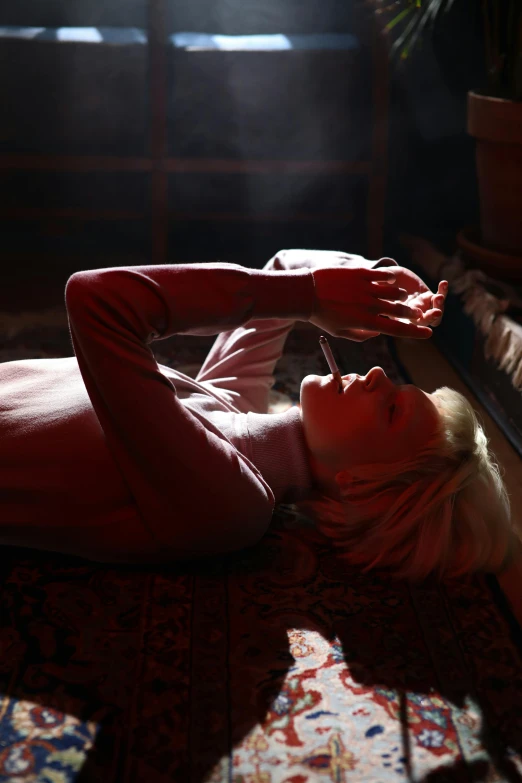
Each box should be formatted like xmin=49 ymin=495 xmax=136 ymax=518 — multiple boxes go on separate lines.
xmin=66 ymin=261 xmax=316 ymax=341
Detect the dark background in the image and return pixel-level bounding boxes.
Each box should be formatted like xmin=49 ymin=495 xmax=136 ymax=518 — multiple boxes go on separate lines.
xmin=0 ymin=0 xmax=486 ymax=272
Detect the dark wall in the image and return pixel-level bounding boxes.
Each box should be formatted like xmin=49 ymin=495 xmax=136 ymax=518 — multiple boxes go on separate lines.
xmin=0 ymin=0 xmax=487 ymax=265
xmin=1 ymin=0 xmax=355 ymax=34
xmin=384 ymin=2 xmax=486 ymax=258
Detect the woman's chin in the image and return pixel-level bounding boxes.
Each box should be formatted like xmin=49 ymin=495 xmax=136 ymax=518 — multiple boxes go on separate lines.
xmin=300 ymin=374 xmax=322 ymax=399
xmin=300 ymin=374 xmax=335 ymax=414
xmin=301 ymin=373 xmax=329 ymax=389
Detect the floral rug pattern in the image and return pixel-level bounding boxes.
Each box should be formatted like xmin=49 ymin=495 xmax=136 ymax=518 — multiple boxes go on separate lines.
xmin=1 ymin=316 xmax=522 ymax=783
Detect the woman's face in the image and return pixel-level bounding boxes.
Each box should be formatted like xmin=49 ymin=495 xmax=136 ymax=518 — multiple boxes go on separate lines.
xmin=299 ymin=366 xmax=440 ymax=493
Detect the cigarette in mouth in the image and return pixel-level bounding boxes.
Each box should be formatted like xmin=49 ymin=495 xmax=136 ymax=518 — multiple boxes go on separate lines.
xmin=319 ymin=335 xmax=343 ymax=394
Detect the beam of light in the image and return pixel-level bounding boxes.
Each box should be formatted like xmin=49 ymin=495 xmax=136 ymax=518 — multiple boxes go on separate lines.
xmin=56 ymin=27 xmax=102 ymax=43
xmin=0 ymin=26 xmax=147 ymax=44
xmin=0 ymin=27 xmax=46 ymax=39
xmin=170 ymin=32 xmax=359 ymax=52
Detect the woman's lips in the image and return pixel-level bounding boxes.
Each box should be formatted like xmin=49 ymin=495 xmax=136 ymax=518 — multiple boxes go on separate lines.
xmin=343 ymin=374 xmax=356 ymax=392
xmin=331 ymin=374 xmax=356 ymax=392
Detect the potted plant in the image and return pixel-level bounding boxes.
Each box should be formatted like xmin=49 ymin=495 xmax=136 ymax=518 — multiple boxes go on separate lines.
xmin=378 ymin=0 xmax=522 ymax=278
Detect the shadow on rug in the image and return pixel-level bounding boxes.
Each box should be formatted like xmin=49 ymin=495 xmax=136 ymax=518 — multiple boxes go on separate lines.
xmin=1 ymin=310 xmax=522 ymax=783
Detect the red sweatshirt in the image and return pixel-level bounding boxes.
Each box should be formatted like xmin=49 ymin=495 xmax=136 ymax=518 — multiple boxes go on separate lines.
xmin=0 ymin=253 xmax=321 ymax=563
xmin=0 ymin=251 xmax=394 ymax=563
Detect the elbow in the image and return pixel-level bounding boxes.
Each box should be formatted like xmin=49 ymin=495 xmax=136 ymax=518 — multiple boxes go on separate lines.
xmin=65 ymin=271 xmax=90 ymax=308
xmin=65 ymin=269 xmax=109 ymax=311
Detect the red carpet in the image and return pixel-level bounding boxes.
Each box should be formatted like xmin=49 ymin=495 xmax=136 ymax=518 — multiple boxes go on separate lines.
xmin=0 ymin=312 xmax=521 ymax=782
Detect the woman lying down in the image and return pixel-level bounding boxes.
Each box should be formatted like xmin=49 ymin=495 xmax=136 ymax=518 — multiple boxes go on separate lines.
xmin=0 ymin=249 xmax=518 ymax=581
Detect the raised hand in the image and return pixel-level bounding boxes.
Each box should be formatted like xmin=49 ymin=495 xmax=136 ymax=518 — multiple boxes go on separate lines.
xmin=272 ymin=250 xmax=447 ymax=341
xmin=376 ymin=264 xmax=448 ymax=327
xmin=308 ymin=265 xmax=435 ymax=341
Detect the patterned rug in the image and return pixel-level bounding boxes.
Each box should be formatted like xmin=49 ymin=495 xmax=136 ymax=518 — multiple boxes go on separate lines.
xmin=1 ymin=310 xmax=522 ymax=783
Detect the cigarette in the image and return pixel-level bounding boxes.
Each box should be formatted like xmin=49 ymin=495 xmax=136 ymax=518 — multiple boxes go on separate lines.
xmin=319 ymin=335 xmax=343 ymax=394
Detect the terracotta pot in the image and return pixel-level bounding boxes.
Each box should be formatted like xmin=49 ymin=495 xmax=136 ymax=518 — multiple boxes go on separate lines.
xmin=467 ymin=89 xmax=522 ymax=256
xmin=457 ymin=226 xmax=522 ymax=282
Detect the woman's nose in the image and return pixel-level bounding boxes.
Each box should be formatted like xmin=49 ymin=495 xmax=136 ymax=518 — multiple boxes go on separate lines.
xmin=364 ymin=366 xmax=387 ymax=390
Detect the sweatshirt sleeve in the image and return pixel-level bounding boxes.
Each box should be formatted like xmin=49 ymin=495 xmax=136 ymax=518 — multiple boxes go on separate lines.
xmin=64 ymin=262 xmax=315 ymax=560
xmin=196 ymin=250 xmax=399 ymax=414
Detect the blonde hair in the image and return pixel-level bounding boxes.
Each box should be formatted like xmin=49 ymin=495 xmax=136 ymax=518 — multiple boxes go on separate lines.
xmin=294 ymin=387 xmax=520 ymax=582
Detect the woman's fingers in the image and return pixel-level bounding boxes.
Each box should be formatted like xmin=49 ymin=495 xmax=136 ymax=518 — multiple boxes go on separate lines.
xmin=416 ymin=307 xmax=443 ymax=325
xmin=414 ymin=290 xmax=436 ymax=307
xmin=372 ymin=283 xmax=409 ymax=301
xmin=375 ymin=300 xmax=423 ymax=320
xmin=431 ymin=282 xmax=448 ymax=322
xmin=363 ymin=268 xmax=397 ymax=283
